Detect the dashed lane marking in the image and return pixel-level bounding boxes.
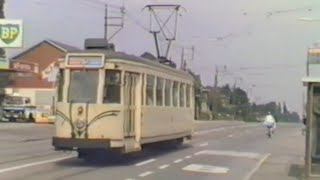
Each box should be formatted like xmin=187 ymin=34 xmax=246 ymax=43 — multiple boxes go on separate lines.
xmin=199 ymin=142 xmax=209 ymax=147
xmin=185 ymin=155 xmax=192 ymax=159
xmin=195 ymin=150 xmax=261 ymax=159
xmin=158 ymin=164 xmax=170 ymax=169
xmin=139 ymin=171 xmax=153 ymax=177
xmin=182 ymin=164 xmax=229 ymax=174
xmin=135 ymin=158 xmax=156 ymax=166
xmin=194 ymin=125 xmax=258 ymax=135
xmin=174 ymin=159 xmax=183 ymax=163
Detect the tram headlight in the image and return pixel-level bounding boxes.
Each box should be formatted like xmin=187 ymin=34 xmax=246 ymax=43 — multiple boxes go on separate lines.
xmin=77 ymin=106 xmax=83 ymax=115
xmin=75 ymin=119 xmax=86 ymax=130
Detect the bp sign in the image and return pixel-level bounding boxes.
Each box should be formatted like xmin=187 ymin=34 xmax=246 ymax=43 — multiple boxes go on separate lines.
xmin=0 ymin=19 xmax=23 ymax=48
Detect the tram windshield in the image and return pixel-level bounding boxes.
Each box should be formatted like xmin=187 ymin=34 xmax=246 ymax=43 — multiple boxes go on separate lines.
xmin=68 ymin=69 xmax=99 ymax=103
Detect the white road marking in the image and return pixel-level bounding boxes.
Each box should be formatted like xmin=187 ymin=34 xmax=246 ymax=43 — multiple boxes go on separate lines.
xmin=0 ymin=155 xmax=75 ymax=174
xmin=194 ymin=125 xmax=257 ymax=135
xmin=199 ymin=142 xmax=209 ymax=147
xmin=182 ymin=164 xmax=229 ymax=174
xmin=195 ymin=127 xmax=225 ymax=135
xmin=135 ymin=158 xmax=156 ymax=166
xmin=124 ymin=179 xmax=135 ymax=180
xmin=243 ymin=153 xmax=271 ymax=180
xmin=185 ymin=155 xmax=192 ymax=159
xmin=174 ymin=159 xmax=183 ymax=163
xmin=159 ymin=164 xmax=170 ymax=169
xmin=228 ymin=134 xmax=233 ymax=138
xmin=195 ymin=150 xmax=261 ymax=159
xmin=139 ymin=171 xmax=153 ymax=177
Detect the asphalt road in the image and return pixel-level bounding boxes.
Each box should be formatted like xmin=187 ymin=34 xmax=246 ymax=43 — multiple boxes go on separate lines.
xmin=0 ymin=121 xmax=304 ymax=180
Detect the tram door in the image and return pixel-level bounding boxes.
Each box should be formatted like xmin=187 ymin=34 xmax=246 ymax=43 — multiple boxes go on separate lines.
xmin=124 ymin=72 xmax=139 ymax=137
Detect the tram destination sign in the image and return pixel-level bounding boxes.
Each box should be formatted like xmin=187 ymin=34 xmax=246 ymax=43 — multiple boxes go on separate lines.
xmin=66 ymin=54 xmax=105 ymax=68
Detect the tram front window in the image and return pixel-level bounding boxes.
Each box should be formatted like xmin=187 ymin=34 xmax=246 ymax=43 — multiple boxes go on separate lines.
xmin=103 ymin=70 xmax=121 ymax=104
xmin=68 ymin=70 xmax=99 ymax=103
xmin=57 ymin=69 xmax=64 ymax=102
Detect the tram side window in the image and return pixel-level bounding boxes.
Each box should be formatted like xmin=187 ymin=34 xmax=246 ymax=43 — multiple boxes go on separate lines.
xmin=104 ymin=70 xmax=121 ymax=104
xmin=146 ymin=75 xmax=155 ymax=106
xmin=165 ymin=79 xmax=172 ymax=106
xmin=156 ymin=77 xmax=164 ymax=106
xmin=173 ymin=81 xmax=179 ymax=107
xmin=186 ymin=84 xmax=191 ymax=108
xmin=57 ymin=69 xmax=64 ymax=102
xmin=180 ymin=83 xmax=185 ymax=107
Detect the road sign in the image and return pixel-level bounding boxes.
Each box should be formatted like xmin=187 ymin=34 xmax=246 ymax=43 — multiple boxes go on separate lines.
xmin=0 ymin=19 xmax=23 ymax=48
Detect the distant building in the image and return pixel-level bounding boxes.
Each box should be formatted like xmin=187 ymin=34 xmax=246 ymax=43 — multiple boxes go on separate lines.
xmin=4 ymin=39 xmax=80 ymax=107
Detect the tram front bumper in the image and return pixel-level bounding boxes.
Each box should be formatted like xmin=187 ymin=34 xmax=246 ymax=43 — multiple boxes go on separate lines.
xmin=52 ymin=137 xmax=111 ymax=150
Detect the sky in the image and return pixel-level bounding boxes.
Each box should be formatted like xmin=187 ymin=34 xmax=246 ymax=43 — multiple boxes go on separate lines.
xmin=5 ymin=0 xmax=320 ymax=115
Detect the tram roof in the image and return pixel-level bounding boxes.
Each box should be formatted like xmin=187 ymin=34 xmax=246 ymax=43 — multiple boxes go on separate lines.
xmin=68 ymin=49 xmax=192 ymax=77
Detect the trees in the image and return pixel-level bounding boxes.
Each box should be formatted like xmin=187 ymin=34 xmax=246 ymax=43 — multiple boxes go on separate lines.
xmin=283 ymin=102 xmax=289 ymax=115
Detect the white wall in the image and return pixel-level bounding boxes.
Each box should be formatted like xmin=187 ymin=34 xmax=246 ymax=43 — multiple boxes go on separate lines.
xmin=5 ymin=88 xmax=55 ymax=106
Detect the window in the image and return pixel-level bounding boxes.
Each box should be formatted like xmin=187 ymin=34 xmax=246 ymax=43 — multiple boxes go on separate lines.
xmin=4 ymin=96 xmax=24 ymax=105
xmin=165 ymin=79 xmax=172 ymax=106
xmin=68 ymin=70 xmax=99 ymax=103
xmin=156 ymin=77 xmax=164 ymax=106
xmin=180 ymin=83 xmax=185 ymax=107
xmin=172 ymin=81 xmax=179 ymax=107
xmin=103 ymin=70 xmax=121 ymax=103
xmin=146 ymin=75 xmax=155 ymax=106
xmin=57 ymin=69 xmax=64 ymax=102
xmin=186 ymin=84 xmax=191 ymax=107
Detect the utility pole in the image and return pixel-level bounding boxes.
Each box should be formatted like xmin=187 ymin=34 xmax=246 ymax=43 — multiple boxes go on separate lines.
xmin=214 ymin=65 xmax=218 ymax=88
xmin=104 ymin=4 xmax=108 ymax=41
xmin=180 ymin=47 xmax=185 ymax=70
xmin=180 ymin=45 xmax=194 ymax=71
xmin=103 ymin=3 xmax=125 ymax=42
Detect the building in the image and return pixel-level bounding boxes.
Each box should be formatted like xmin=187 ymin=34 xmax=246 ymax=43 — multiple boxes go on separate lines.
xmin=4 ymin=39 xmax=80 ymax=108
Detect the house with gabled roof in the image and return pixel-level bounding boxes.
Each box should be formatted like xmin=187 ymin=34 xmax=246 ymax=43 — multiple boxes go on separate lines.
xmin=4 ymin=39 xmax=80 ymax=108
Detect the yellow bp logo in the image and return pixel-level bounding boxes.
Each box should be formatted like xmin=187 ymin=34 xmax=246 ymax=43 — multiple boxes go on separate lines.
xmin=0 ymin=24 xmax=20 ymax=44
xmin=0 ymin=19 xmax=23 ymax=48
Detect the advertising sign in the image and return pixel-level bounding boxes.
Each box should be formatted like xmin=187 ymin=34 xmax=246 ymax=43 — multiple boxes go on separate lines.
xmin=10 ymin=61 xmax=39 ymax=73
xmin=0 ymin=19 xmax=23 ymax=48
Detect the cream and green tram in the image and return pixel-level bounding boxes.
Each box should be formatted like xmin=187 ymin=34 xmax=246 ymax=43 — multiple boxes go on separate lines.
xmin=52 ymin=49 xmax=195 ymax=156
